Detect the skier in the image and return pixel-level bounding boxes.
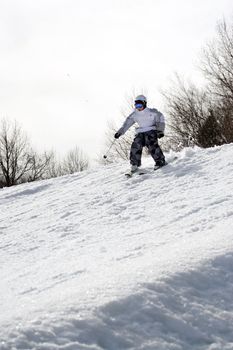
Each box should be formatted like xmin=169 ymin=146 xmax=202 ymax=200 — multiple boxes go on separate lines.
xmin=114 ymin=95 xmax=166 ymax=173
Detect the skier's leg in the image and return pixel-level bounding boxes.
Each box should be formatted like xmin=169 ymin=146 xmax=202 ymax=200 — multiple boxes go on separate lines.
xmin=130 ymin=133 xmax=144 ymax=167
xmin=145 ymin=130 xmax=165 ymax=165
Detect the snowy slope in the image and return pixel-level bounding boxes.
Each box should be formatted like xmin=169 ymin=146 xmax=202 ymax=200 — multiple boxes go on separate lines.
xmin=1 ymin=144 xmax=233 ymax=350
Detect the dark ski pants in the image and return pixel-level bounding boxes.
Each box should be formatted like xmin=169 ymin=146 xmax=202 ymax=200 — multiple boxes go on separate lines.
xmin=130 ymin=130 xmax=165 ymax=166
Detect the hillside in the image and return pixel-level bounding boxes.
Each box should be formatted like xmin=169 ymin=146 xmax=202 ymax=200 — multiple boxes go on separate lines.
xmin=1 ymin=144 xmax=233 ymax=350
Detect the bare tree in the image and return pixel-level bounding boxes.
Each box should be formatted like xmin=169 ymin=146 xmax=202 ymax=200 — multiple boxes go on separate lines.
xmin=37 ymin=147 xmax=89 ymax=179
xmin=62 ymin=147 xmax=89 ymax=174
xmin=44 ymin=151 xmax=63 ymax=179
xmin=162 ymin=76 xmax=211 ymax=149
xmin=200 ymin=19 xmax=233 ymax=144
xmin=0 ymin=118 xmax=90 ymax=187
xmin=162 ymin=18 xmax=233 ymax=150
xmin=0 ymin=119 xmax=33 ymax=186
xmin=197 ymin=108 xmax=224 ymax=147
xmin=201 ymin=20 xmax=233 ymax=101
xmin=0 ymin=119 xmax=61 ymax=187
xmin=220 ymin=99 xmax=233 ymax=143
xmin=26 ymin=151 xmax=54 ymax=182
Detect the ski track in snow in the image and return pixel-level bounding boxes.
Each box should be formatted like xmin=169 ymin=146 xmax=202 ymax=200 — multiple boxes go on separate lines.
xmin=0 ymin=144 xmax=233 ymax=349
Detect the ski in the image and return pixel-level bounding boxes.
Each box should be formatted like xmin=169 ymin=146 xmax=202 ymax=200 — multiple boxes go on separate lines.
xmin=124 ymin=169 xmax=149 ymax=177
xmin=125 ymin=171 xmax=135 ymax=178
xmin=153 ymin=161 xmax=168 ymax=171
xmin=124 ymin=160 xmax=172 ymax=177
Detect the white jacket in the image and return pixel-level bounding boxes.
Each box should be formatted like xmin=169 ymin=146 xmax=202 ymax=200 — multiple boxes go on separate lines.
xmin=117 ymin=107 xmax=165 ymax=135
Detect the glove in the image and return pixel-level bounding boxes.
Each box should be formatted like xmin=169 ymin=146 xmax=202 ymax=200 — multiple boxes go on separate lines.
xmin=157 ymin=131 xmax=164 ymax=139
xmin=114 ymin=132 xmax=121 ymax=139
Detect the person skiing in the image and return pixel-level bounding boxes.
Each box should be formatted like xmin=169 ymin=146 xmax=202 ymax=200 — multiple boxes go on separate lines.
xmin=114 ymin=95 xmax=166 ymax=173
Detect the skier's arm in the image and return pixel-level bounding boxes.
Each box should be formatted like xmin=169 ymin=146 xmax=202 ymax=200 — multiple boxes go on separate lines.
xmin=116 ymin=113 xmax=135 ymax=137
xmin=155 ymin=112 xmax=165 ymax=132
xmin=150 ymin=108 xmax=165 ymax=138
xmin=151 ymin=109 xmax=165 ymax=132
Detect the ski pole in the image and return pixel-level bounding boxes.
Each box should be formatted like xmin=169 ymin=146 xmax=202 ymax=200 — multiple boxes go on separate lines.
xmin=103 ymin=139 xmax=117 ymax=159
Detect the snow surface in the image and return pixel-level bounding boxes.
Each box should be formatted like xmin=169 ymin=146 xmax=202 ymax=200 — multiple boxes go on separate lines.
xmin=1 ymin=144 xmax=233 ymax=350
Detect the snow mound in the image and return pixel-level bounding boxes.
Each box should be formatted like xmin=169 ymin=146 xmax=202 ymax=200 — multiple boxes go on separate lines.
xmin=1 ymin=144 xmax=233 ymax=349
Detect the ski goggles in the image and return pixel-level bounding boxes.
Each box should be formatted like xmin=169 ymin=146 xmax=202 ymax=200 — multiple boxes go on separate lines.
xmin=134 ymin=101 xmax=144 ymax=109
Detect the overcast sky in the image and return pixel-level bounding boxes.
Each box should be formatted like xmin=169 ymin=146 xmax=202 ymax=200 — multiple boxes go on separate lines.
xmin=0 ymin=0 xmax=233 ymax=160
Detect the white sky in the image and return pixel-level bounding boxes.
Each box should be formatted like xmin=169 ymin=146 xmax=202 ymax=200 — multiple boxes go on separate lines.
xmin=0 ymin=0 xmax=233 ymax=160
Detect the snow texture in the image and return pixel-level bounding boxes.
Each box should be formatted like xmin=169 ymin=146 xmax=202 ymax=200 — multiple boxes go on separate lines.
xmin=1 ymin=144 xmax=233 ymax=350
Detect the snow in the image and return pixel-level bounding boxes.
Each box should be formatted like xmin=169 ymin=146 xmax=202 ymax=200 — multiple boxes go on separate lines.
xmin=1 ymin=144 xmax=233 ymax=349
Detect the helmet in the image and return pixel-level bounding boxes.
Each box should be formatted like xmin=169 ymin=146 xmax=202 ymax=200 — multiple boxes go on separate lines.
xmin=135 ymin=95 xmax=147 ymax=103
xmin=134 ymin=95 xmax=147 ymax=109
